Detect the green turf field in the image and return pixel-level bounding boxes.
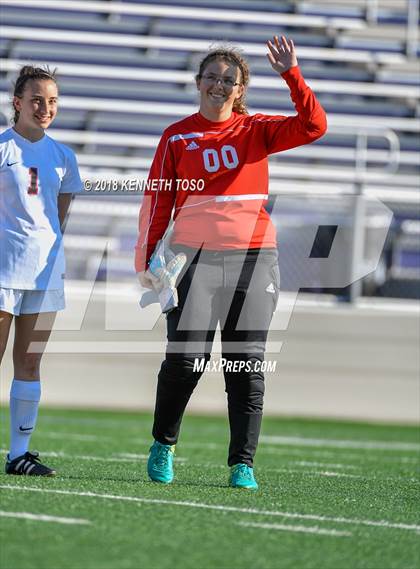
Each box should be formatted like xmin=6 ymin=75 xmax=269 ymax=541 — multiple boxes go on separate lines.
xmin=0 ymin=408 xmax=419 ymax=569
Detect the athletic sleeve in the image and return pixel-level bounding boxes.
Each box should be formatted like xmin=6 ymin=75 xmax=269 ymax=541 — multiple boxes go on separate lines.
xmin=59 ymin=147 xmax=83 ymax=193
xmin=134 ymin=132 xmax=177 ymax=272
xmin=255 ymin=66 xmax=327 ymax=155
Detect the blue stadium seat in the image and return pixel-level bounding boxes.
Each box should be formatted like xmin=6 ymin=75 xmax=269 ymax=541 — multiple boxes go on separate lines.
xmin=56 ymin=76 xmax=196 ymax=104
xmin=89 ymin=113 xmax=176 ymax=136
xmin=248 ymin=58 xmax=374 ymax=82
xmin=0 ymin=6 xmax=150 ymax=34
xmin=51 ymin=110 xmax=89 ymax=131
xmin=297 ymin=2 xmax=363 ymax=18
xmin=11 ymin=40 xmax=188 ymax=69
xmin=336 ymin=36 xmax=405 ymax=53
xmin=87 ymin=145 xmax=132 ymax=156
xmin=154 ymin=19 xmax=332 ymax=47
xmin=247 ymin=91 xmax=412 ymax=118
xmin=121 ymin=0 xmax=294 ymax=12
xmin=11 ymin=41 xmax=144 ymax=66
xmin=0 ymin=38 xmax=11 ymax=57
xmin=1 ymin=2 xmax=418 ymax=190
xmin=377 ymin=10 xmax=409 ymax=25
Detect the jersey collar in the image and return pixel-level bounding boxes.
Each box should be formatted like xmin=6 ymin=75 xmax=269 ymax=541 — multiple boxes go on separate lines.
xmin=194 ymin=112 xmax=238 ymax=130
xmin=11 ymin=127 xmax=47 ymax=147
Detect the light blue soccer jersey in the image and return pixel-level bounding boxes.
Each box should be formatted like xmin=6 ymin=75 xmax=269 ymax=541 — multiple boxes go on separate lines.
xmin=0 ymin=128 xmax=83 ymax=290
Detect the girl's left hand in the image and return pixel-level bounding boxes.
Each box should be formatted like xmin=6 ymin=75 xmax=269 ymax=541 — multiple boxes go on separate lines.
xmin=266 ymin=35 xmax=298 ymax=74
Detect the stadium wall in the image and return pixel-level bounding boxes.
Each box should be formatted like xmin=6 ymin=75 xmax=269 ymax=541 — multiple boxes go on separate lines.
xmin=0 ymin=282 xmax=418 ymax=424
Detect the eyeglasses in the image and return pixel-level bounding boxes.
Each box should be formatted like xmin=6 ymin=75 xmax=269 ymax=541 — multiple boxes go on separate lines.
xmin=201 ymin=74 xmax=240 ymax=88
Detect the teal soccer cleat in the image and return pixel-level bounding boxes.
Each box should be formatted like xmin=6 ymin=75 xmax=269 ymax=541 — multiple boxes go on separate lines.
xmin=229 ymin=463 xmax=258 ymax=490
xmin=147 ymin=441 xmax=175 ymax=483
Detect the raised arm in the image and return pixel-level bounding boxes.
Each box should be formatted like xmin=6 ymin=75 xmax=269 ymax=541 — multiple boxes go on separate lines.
xmin=257 ymin=36 xmax=327 ymax=154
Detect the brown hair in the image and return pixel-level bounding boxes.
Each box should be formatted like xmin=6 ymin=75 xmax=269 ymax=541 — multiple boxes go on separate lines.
xmin=13 ymin=65 xmax=58 ymax=124
xmin=196 ymin=46 xmax=249 ymax=115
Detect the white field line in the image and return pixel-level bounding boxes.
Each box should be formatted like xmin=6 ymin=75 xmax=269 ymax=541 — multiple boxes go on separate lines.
xmin=0 ymin=449 xmax=144 ymax=463
xmin=173 ymin=461 xmax=360 ymax=478
xmin=0 ymin=449 xmax=415 ymax=479
xmin=166 ymin=442 xmax=420 ymax=466
xmin=43 ymin=433 xmax=110 ymax=442
xmin=50 ymin=453 xmax=148 ymax=463
xmin=40 ymin=416 xmax=152 ymax=428
xmin=289 ymin=461 xmax=358 ymax=470
xmin=0 ymin=510 xmax=91 ymax=525
xmin=115 ymin=452 xmax=188 ymax=463
xmin=261 ymin=467 xmax=419 ymax=483
xmin=133 ymin=437 xmax=420 ymax=454
xmin=262 ymin=447 xmax=420 ymax=463
xmin=130 ymin=439 xmax=222 ymax=450
xmin=268 ymin=468 xmax=363 ymax=479
xmin=314 ymin=471 xmax=361 ymax=479
xmin=166 ymin=440 xmax=420 ymax=463
xmin=0 ymin=450 xmax=188 ymax=463
xmin=259 ymin=436 xmax=420 ymax=452
xmin=115 ymin=453 xmax=155 ymax=460
xmin=35 ymin=434 xmax=420 ymax=456
xmin=36 ymin=421 xmax=420 ymax=454
xmin=237 ymin=521 xmax=352 ymax=537
xmin=1 ymin=485 xmax=419 ymax=534
xmin=174 ymin=462 xmax=364 ymax=479
xmin=7 ymin=432 xmax=418 ymax=466
xmin=42 ymin=432 xmax=156 ymax=444
xmin=173 ymin=462 xmax=418 ymax=482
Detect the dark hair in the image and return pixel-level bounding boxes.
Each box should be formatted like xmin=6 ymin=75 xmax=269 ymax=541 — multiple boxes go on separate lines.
xmin=13 ymin=65 xmax=58 ymax=124
xmin=196 ymin=46 xmax=250 ymax=115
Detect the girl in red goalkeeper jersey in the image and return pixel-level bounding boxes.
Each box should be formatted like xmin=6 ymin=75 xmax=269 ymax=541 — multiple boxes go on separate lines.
xmin=136 ymin=36 xmax=327 ymax=489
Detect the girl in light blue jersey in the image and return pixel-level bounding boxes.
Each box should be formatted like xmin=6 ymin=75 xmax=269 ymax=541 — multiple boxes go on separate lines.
xmin=0 ymin=65 xmax=82 ymax=476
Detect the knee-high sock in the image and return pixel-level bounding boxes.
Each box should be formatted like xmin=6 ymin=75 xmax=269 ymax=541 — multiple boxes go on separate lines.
xmin=9 ymin=379 xmax=41 ymax=460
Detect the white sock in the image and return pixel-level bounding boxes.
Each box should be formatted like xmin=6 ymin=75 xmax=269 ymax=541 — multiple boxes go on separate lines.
xmin=9 ymin=379 xmax=41 ymax=461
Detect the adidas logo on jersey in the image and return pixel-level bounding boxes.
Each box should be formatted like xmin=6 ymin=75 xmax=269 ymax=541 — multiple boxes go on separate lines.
xmin=185 ymin=141 xmax=199 ymax=150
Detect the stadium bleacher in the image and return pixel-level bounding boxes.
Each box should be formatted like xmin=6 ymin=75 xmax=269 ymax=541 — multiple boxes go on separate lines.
xmin=0 ymin=0 xmax=419 ymax=298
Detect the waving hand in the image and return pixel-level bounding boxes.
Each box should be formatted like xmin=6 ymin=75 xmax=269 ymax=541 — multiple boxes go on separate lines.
xmin=267 ymin=35 xmax=298 ymax=74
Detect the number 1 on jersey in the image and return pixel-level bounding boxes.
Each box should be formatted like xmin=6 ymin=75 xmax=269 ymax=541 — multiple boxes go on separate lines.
xmin=27 ymin=167 xmax=38 ymax=195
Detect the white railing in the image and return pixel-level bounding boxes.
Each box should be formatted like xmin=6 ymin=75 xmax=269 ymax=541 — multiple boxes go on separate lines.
xmin=365 ymin=0 xmax=419 ymax=58
xmin=2 ymin=58 xmax=418 ymax=99
xmin=341 ymin=125 xmax=400 ymax=301
xmin=1 ymin=91 xmax=419 ymax=132
xmin=406 ymin=0 xmax=419 ymax=58
xmin=1 ymin=0 xmax=366 ymax=30
xmin=0 ymin=26 xmax=409 ymax=65
xmin=75 ymin=147 xmax=419 ymax=168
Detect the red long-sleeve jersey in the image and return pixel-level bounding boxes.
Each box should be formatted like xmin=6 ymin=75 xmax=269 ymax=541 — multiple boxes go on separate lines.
xmin=135 ymin=66 xmax=327 ymax=272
